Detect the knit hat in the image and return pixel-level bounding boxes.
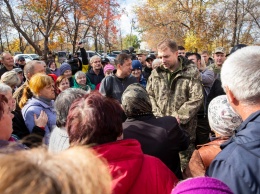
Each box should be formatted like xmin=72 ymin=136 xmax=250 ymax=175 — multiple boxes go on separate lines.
xmin=132 ymin=60 xmax=142 ymax=70
xmin=103 ymin=64 xmax=115 ymax=74
xmin=171 ymin=177 xmax=233 ymax=194
xmin=208 ymin=95 xmax=243 ymax=137
xmin=60 ymin=63 xmax=71 ymax=75
xmin=121 ymin=83 xmax=152 ymax=117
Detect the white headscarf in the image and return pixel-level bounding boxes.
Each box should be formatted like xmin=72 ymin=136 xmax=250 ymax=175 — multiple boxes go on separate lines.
xmin=208 ymin=95 xmax=243 ymax=137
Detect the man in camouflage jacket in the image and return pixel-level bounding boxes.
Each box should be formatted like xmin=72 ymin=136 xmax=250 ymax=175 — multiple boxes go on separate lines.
xmin=146 ymin=39 xmax=203 ymax=170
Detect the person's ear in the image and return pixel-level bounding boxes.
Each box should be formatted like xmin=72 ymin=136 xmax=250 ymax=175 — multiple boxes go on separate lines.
xmin=225 ymin=87 xmax=239 ymax=106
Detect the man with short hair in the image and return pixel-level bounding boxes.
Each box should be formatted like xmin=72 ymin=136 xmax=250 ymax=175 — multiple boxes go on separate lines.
xmin=13 ymin=60 xmax=46 ymax=109
xmin=136 ymin=50 xmax=147 ymax=67
xmin=147 ymin=39 xmax=203 ymax=170
xmin=0 ymin=52 xmax=15 ymax=78
xmin=201 ymin=51 xmax=214 ymax=66
xmin=206 ymin=47 xmax=226 ymax=80
xmin=86 ymin=55 xmax=104 ymax=86
xmin=99 ymin=53 xmax=137 ymax=103
xmin=187 ymin=52 xmax=215 ymax=145
xmin=206 ymin=46 xmax=260 ymax=194
xmin=15 ymin=56 xmax=26 ymax=69
xmin=143 ymin=54 xmax=156 ymax=80
xmin=178 ymin=46 xmax=186 ymax=57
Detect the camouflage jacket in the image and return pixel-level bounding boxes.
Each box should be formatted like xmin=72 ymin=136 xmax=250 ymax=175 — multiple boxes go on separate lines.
xmin=206 ymin=63 xmax=221 ymax=80
xmin=146 ymin=57 xmax=203 ymax=126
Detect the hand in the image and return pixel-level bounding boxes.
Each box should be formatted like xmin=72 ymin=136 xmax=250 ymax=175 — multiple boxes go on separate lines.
xmin=34 ymin=110 xmax=48 ymax=128
xmin=77 ymin=42 xmax=84 ymax=48
xmin=176 ymin=116 xmax=181 ymax=124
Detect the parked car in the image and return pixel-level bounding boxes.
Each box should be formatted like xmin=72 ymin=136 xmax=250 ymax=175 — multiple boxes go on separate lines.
xmin=77 ymin=50 xmax=115 ymax=65
xmin=57 ymin=51 xmax=67 ymax=64
xmin=13 ymin=53 xmax=40 ymax=63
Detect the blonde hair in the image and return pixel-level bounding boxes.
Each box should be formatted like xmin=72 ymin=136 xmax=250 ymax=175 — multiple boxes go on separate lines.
xmin=0 ymin=71 xmax=21 ymax=88
xmin=0 ymin=146 xmax=112 ymax=194
xmin=19 ymin=73 xmax=53 ymax=108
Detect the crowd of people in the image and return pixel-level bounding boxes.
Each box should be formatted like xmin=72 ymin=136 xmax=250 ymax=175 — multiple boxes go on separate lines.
xmin=0 ymin=40 xmax=259 ymax=194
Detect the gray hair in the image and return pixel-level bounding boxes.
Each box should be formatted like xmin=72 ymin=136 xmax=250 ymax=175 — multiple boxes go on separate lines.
xmin=55 ymin=88 xmax=88 ymax=127
xmin=152 ymin=59 xmax=161 ymax=69
xmin=0 ymin=71 xmax=21 ymax=88
xmin=89 ymin=55 xmax=101 ymax=64
xmin=221 ymin=46 xmax=260 ymax=104
xmin=24 ymin=60 xmax=44 ymax=80
xmin=74 ymin=71 xmax=86 ymax=79
xmin=0 ymin=83 xmax=12 ymax=95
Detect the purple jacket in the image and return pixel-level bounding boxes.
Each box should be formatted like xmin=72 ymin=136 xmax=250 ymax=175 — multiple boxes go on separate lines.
xmin=22 ymin=97 xmax=56 ymax=145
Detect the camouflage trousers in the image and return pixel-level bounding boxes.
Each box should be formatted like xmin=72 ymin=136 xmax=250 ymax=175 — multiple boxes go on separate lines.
xmin=179 ymin=117 xmax=197 ymax=171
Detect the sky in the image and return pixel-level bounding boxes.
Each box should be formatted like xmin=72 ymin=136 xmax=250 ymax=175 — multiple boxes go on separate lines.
xmin=118 ymin=0 xmax=141 ymax=36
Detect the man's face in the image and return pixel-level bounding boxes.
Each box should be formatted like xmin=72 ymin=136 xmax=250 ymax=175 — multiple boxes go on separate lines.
xmin=188 ymin=55 xmax=201 ymax=69
xmin=2 ymin=53 xmax=14 ymax=67
xmin=158 ymin=47 xmax=179 ymax=71
xmin=18 ymin=59 xmax=26 ymax=66
xmin=178 ymin=50 xmax=186 ymax=57
xmin=28 ymin=63 xmax=46 ymax=80
xmin=118 ymin=58 xmax=132 ymax=77
xmin=137 ymin=54 xmax=146 ymax=65
xmin=214 ymin=53 xmax=226 ymax=68
xmin=146 ymin=58 xmax=153 ymax=68
xmin=201 ymin=53 xmax=209 ymax=64
xmin=91 ymin=58 xmax=102 ymax=70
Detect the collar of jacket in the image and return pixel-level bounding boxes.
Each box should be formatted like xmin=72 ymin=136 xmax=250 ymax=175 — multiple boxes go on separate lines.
xmin=220 ymin=110 xmax=260 ymax=149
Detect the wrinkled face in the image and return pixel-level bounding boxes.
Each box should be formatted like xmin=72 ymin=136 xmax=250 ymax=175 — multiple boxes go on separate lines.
xmin=131 ymin=69 xmax=142 ymax=79
xmin=201 ymin=53 xmax=209 ymax=63
xmin=146 ymin=59 xmax=153 ymax=68
xmin=58 ymin=78 xmax=70 ymax=92
xmin=105 ymin=70 xmax=113 ymax=77
xmin=178 ymin=50 xmax=186 ymax=57
xmin=137 ymin=54 xmax=146 ymax=64
xmin=0 ymin=102 xmax=13 ymax=140
xmin=38 ymin=83 xmax=56 ymax=100
xmin=158 ymin=47 xmax=179 ymax=71
xmin=63 ymin=70 xmax=72 ymax=78
xmin=91 ymin=58 xmax=102 ymax=70
xmin=118 ymin=58 xmax=132 ymax=77
xmin=214 ymin=53 xmax=226 ymax=68
xmin=3 ymin=53 xmax=14 ymax=67
xmin=76 ymin=75 xmax=86 ymax=85
xmin=5 ymin=90 xmax=16 ymax=111
xmin=188 ymin=55 xmax=200 ymax=69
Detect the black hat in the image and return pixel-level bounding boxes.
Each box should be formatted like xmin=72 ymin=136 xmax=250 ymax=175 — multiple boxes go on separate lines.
xmin=145 ymin=54 xmax=156 ymax=61
xmin=101 ymin=58 xmax=110 ymax=64
xmin=18 ymin=56 xmax=25 ymax=61
xmin=230 ymin=44 xmax=247 ymax=55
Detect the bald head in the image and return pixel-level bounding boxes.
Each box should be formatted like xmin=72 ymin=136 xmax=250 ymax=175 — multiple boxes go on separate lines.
xmin=1 ymin=52 xmax=14 ymax=70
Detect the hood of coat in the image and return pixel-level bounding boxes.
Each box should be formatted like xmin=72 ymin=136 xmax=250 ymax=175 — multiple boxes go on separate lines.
xmin=94 ymin=139 xmax=144 ymax=193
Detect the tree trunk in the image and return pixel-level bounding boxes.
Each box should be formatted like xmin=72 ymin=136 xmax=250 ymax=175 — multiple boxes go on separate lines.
xmin=231 ymin=0 xmax=239 ymax=47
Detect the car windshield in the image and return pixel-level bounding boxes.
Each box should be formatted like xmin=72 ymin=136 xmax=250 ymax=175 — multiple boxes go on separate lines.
xmin=29 ymin=54 xmax=39 ymax=59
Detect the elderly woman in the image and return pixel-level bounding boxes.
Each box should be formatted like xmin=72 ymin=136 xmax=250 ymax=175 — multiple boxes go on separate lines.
xmin=20 ymin=73 xmax=56 ymax=145
xmin=73 ymin=71 xmax=95 ymax=91
xmin=48 ymin=60 xmax=60 ymax=76
xmin=67 ymin=91 xmax=178 ymax=194
xmin=0 ymin=70 xmax=21 ymax=91
xmin=183 ymin=95 xmax=243 ymax=178
xmin=122 ymin=83 xmax=189 ymax=179
xmin=59 ymin=63 xmax=73 ymax=87
xmin=49 ymin=88 xmax=88 ymax=153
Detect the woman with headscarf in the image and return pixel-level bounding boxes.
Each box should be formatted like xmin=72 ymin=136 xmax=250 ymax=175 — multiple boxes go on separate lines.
xmin=183 ymin=95 xmax=243 ymax=178
xmin=121 ymin=83 xmax=189 ymax=179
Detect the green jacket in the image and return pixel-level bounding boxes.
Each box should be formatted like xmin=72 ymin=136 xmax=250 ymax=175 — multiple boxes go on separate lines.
xmin=146 ymin=57 xmax=203 ymax=141
xmin=206 ymin=63 xmax=221 ymax=80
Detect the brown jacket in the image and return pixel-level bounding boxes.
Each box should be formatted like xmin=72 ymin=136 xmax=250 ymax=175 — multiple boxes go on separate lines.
xmin=183 ymin=138 xmax=228 ymax=179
